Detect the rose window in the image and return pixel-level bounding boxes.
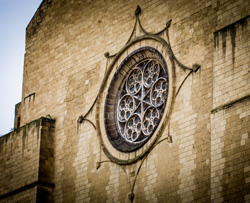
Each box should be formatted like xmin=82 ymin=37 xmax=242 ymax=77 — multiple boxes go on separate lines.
xmin=117 ymin=60 xmax=168 ymax=144
xmin=104 ymin=47 xmax=169 ymax=152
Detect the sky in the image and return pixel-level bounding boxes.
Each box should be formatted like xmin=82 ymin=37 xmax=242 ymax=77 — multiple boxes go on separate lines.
xmin=0 ymin=0 xmax=42 ymax=136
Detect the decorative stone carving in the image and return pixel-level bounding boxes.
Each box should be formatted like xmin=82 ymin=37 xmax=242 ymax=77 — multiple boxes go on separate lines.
xmin=105 ymin=47 xmax=169 ymax=152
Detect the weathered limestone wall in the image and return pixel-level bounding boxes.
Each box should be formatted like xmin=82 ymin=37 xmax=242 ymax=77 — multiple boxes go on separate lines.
xmin=0 ymin=187 xmax=37 ymax=203
xmin=5 ymin=0 xmax=249 ymax=202
xmin=0 ymin=118 xmax=55 ymax=202
xmin=213 ymin=16 xmax=250 ymax=109
xmin=0 ymin=122 xmax=40 ymax=201
xmin=211 ymin=100 xmax=250 ymax=202
xmin=211 ymin=15 xmax=250 ymax=202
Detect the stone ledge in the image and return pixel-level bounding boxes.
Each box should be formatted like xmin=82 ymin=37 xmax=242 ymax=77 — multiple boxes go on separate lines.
xmin=211 ymin=95 xmax=250 ymax=114
xmin=0 ymin=117 xmax=55 ymax=140
xmin=0 ymin=181 xmax=54 ymax=200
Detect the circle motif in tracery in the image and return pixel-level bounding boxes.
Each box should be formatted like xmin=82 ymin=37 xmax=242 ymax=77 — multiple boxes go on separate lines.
xmin=104 ymin=47 xmax=169 ymax=152
xmin=117 ymin=59 xmax=168 ymax=143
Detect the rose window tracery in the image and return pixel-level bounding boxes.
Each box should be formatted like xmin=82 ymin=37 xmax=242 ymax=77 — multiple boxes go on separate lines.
xmin=104 ymin=47 xmax=169 ymax=152
xmin=116 ymin=59 xmax=168 ymax=144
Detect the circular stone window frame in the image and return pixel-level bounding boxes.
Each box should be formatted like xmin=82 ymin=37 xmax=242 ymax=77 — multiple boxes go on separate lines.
xmin=105 ymin=47 xmax=169 ymax=152
xmin=96 ymin=36 xmax=176 ymax=165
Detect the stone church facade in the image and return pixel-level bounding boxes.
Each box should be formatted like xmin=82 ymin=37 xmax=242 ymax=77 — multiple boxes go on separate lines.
xmin=0 ymin=0 xmax=250 ymax=202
